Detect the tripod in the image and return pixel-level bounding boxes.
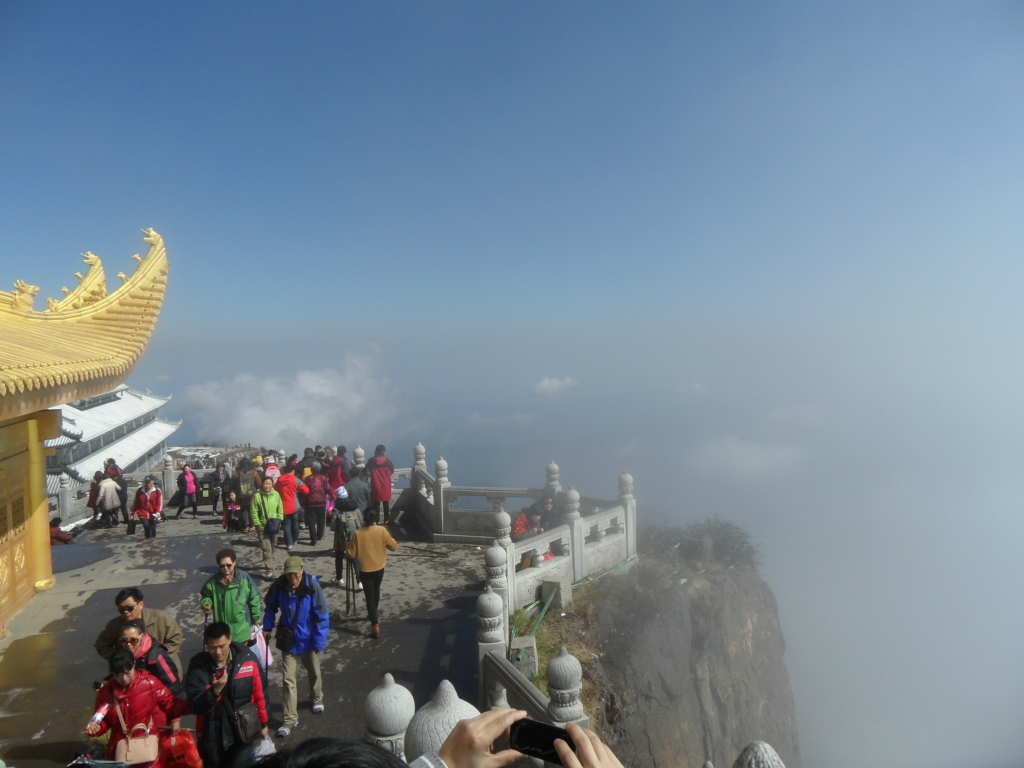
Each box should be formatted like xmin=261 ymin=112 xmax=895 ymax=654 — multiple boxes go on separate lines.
xmin=344 ymin=555 xmax=359 ymax=616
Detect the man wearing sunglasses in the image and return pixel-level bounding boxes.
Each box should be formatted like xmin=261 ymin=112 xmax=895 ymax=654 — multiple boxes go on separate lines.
xmin=94 ymin=587 xmax=184 ymax=675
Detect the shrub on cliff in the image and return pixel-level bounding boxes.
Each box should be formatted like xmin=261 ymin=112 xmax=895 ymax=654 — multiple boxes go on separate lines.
xmin=639 ymin=516 xmax=762 ymax=569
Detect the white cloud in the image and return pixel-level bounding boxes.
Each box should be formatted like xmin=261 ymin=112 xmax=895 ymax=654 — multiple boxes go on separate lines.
xmin=687 ymin=436 xmax=807 ymax=481
xmin=534 ymin=376 xmax=578 ymax=396
xmin=468 ymin=412 xmax=535 ymax=427
xmin=182 ymin=353 xmax=400 ymax=447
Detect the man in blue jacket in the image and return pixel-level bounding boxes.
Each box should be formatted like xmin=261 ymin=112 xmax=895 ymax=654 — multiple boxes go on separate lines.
xmin=262 ymin=555 xmax=329 ymax=738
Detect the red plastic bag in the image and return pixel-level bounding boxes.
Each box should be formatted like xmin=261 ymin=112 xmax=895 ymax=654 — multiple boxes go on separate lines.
xmin=160 ymin=730 xmax=203 ymax=768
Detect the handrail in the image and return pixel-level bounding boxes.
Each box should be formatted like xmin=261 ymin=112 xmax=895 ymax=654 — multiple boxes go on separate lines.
xmin=481 ymin=650 xmax=550 ymax=719
xmin=448 ymin=485 xmax=537 ymax=498
xmin=511 ymin=523 xmax=571 ymax=550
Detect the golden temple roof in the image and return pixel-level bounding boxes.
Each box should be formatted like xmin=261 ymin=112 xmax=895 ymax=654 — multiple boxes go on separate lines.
xmin=0 ymin=229 xmax=169 ymax=422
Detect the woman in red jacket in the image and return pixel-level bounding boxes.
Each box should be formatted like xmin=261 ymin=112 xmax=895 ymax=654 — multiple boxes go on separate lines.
xmin=84 ymin=649 xmax=189 ymax=768
xmin=131 ymin=477 xmax=163 ymax=539
xmin=275 ymin=465 xmax=302 ymax=550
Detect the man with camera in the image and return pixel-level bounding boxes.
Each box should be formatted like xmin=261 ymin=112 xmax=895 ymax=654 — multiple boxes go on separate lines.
xmin=262 ymin=556 xmax=329 ymax=738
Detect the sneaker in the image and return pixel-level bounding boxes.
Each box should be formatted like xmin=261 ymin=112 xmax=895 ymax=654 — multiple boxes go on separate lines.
xmin=312 ymin=703 xmax=324 ymax=715
xmin=277 ymin=724 xmax=295 ymax=738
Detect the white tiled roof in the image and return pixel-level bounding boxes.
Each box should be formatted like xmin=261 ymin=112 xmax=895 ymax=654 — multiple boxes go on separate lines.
xmin=69 ymin=418 xmax=181 ymax=479
xmin=50 ymin=385 xmax=171 ymax=444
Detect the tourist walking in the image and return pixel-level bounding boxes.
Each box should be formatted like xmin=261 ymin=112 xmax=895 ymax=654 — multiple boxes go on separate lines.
xmin=346 ymin=508 xmax=399 ymax=638
xmin=223 ymin=491 xmax=242 ymax=531
xmin=175 ymin=464 xmax=200 ymax=519
xmin=95 ymin=588 xmax=184 ymax=675
xmin=262 ymin=556 xmax=329 ymax=737
xmin=209 ymin=462 xmax=231 ymax=514
xmin=326 ymin=446 xmax=351 ymax=493
xmin=231 ymin=457 xmax=260 ymax=532
xmin=199 ymin=549 xmax=262 ymax=645
xmin=186 ymin=622 xmax=269 ymax=768
xmin=250 ymin=477 xmax=284 ymax=573
xmin=298 ymin=462 xmax=330 ymax=546
xmin=85 ymin=650 xmax=190 ymax=768
xmin=366 ymin=444 xmax=395 ymax=523
xmin=97 ymin=473 xmax=122 ymax=529
xmin=332 ymin=465 xmax=371 ymax=587
xmin=117 ymin=620 xmax=184 ymax=700
xmin=87 ymin=470 xmax=103 ymax=523
xmin=106 ymin=459 xmax=130 ymax=523
xmin=130 ymin=477 xmax=163 ymax=539
xmin=275 ymin=464 xmax=302 ymax=550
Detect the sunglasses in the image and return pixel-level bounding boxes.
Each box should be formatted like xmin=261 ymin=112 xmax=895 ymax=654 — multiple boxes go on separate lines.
xmin=218 ymin=562 xmax=235 ymax=569
xmin=117 ymin=603 xmax=139 ymax=614
xmin=119 ymin=636 xmax=142 ymax=646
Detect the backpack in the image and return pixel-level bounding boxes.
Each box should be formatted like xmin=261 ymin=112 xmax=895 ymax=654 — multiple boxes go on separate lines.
xmin=237 ymin=472 xmax=256 ymax=504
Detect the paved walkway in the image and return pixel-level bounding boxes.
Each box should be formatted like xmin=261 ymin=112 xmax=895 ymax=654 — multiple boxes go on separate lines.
xmin=0 ymin=511 xmax=484 ymax=767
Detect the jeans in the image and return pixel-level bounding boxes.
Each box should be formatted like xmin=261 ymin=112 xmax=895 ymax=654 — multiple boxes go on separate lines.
xmin=281 ymin=650 xmax=322 ymax=726
xmin=307 ymin=505 xmax=326 ymax=545
xmin=176 ymin=492 xmax=198 ymax=517
xmin=239 ymin=505 xmax=251 ymax=530
xmin=360 ymin=568 xmax=385 ymax=624
xmin=142 ymin=517 xmax=157 ymax=538
xmin=283 ymin=514 xmax=299 ymax=547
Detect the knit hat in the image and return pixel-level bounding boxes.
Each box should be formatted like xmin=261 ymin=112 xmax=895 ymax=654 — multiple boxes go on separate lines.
xmin=283 ymin=556 xmax=303 ymax=574
xmin=253 ymin=456 xmax=263 ymax=466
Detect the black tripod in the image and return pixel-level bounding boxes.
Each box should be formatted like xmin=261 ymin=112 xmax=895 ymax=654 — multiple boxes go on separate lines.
xmin=344 ymin=555 xmax=360 ymax=616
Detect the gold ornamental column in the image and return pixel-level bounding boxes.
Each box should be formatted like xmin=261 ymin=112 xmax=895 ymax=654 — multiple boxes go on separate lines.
xmin=27 ymin=416 xmax=55 ymax=592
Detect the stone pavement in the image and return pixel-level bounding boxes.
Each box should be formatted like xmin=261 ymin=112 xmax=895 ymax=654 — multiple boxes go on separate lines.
xmin=0 ymin=511 xmax=485 ymax=767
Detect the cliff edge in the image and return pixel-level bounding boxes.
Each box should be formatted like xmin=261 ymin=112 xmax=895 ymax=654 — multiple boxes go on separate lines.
xmin=530 ymin=520 xmax=800 ymax=768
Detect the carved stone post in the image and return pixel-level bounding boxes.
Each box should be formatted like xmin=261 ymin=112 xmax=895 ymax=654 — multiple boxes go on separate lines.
xmin=733 ymin=742 xmax=786 ymax=768
xmin=563 ymin=486 xmax=584 ymax=582
xmin=162 ymin=454 xmax=174 ymax=497
xmin=546 ymin=647 xmax=588 ymax=727
xmin=545 ymin=460 xmax=561 ymax=493
xmin=405 ymin=680 xmax=481 ymax=762
xmin=618 ymin=471 xmax=636 ymax=557
xmin=484 ymin=540 xmax=509 ymax=639
xmin=413 ymin=443 xmax=427 ymax=493
xmin=432 ymin=457 xmax=450 ymax=535
xmin=493 ymin=503 xmax=511 ymax=548
xmin=57 ymin=474 xmax=70 ymax=521
xmin=353 ymin=446 xmax=366 ymax=470
xmin=365 ymin=673 xmax=416 ymax=761
xmin=477 ymin=585 xmax=508 ymax=708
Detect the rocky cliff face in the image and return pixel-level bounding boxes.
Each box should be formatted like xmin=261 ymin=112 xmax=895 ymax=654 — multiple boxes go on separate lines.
xmin=584 ymin=562 xmax=800 ymax=768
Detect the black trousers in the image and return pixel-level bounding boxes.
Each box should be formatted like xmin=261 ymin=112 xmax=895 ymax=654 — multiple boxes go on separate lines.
xmin=119 ymin=499 xmax=130 ymax=523
xmin=374 ymin=500 xmax=391 ymax=524
xmin=176 ymin=492 xmax=198 ymax=517
xmin=360 ymin=568 xmax=385 ymax=624
xmin=201 ymin=741 xmax=254 ymax=768
xmin=308 ymin=504 xmax=326 ymax=544
xmin=210 ymin=490 xmax=222 ymax=512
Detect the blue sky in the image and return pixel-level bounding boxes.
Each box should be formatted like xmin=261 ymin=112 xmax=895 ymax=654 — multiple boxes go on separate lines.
xmin=4 ymin=4 xmax=1024 ymax=767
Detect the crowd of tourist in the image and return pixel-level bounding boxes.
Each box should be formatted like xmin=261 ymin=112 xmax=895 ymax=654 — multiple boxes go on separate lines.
xmin=73 ymin=444 xmax=625 ymax=768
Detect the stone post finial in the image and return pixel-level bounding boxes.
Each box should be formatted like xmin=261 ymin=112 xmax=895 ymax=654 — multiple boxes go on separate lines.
xmin=405 ymin=680 xmax=480 ymax=762
xmin=59 ymin=475 xmax=69 ymax=488
xmin=493 ymin=506 xmax=511 ymax=548
xmin=731 ymin=742 xmax=786 ymax=768
xmin=546 ymin=460 xmax=561 ymax=491
xmin=546 ymin=647 xmax=584 ymax=724
xmin=618 ymin=470 xmax=634 ymax=502
xmin=414 ymin=442 xmax=426 ymax=467
xmin=435 ymin=457 xmax=449 ymax=484
xmin=365 ymin=673 xmax=416 ymax=761
xmin=163 ymin=453 xmax=173 ymax=469
xmin=477 ymin=586 xmax=504 ymax=644
xmin=353 ymin=446 xmax=365 ymax=469
xmin=484 ymin=540 xmax=507 ymax=587
xmin=563 ymin=485 xmax=580 ymax=521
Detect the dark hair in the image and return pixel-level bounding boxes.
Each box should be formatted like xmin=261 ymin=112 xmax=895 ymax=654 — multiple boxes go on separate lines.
xmin=304 ymin=447 xmax=314 ymax=457
xmin=237 ymin=457 xmax=252 ymax=472
xmin=115 ymin=587 xmax=143 ymax=606
xmin=349 ymin=465 xmax=363 ymax=479
xmin=257 ymin=738 xmax=406 ymax=768
xmin=204 ymin=621 xmax=233 ymax=642
xmin=50 ymin=517 xmax=62 ymax=527
xmin=338 ymin=446 xmax=347 ymax=456
xmin=374 ymin=445 xmax=386 ymax=456
xmin=363 ymin=508 xmax=377 ymax=526
xmin=283 ymin=464 xmax=295 ymax=475
xmin=120 ymin=619 xmax=146 ymax=634
xmin=93 ymin=471 xmax=104 ymax=482
xmin=109 ymin=649 xmax=136 ymax=675
xmin=311 ymin=461 xmax=322 ymax=475
xmin=215 ymin=548 xmax=237 ymax=564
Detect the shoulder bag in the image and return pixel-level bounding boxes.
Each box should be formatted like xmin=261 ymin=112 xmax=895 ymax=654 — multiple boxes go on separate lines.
xmin=113 ymin=694 xmax=159 ymax=764
xmin=223 ymin=664 xmax=263 ymax=744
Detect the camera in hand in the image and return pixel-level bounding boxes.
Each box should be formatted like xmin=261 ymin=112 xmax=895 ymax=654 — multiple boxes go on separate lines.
xmin=509 ymin=719 xmax=577 ymax=766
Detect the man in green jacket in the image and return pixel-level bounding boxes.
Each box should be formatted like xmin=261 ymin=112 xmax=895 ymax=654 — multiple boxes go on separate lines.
xmin=200 ymin=548 xmax=262 ymax=644
xmin=251 ymin=476 xmax=284 ymax=573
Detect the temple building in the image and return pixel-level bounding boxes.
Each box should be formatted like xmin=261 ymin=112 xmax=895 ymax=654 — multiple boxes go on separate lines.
xmin=45 ymin=384 xmax=180 ymax=508
xmin=0 ymin=229 xmax=169 ymax=635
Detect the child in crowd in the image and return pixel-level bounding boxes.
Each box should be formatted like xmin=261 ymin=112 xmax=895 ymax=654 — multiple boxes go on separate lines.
xmin=223 ymin=491 xmax=241 ymax=532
